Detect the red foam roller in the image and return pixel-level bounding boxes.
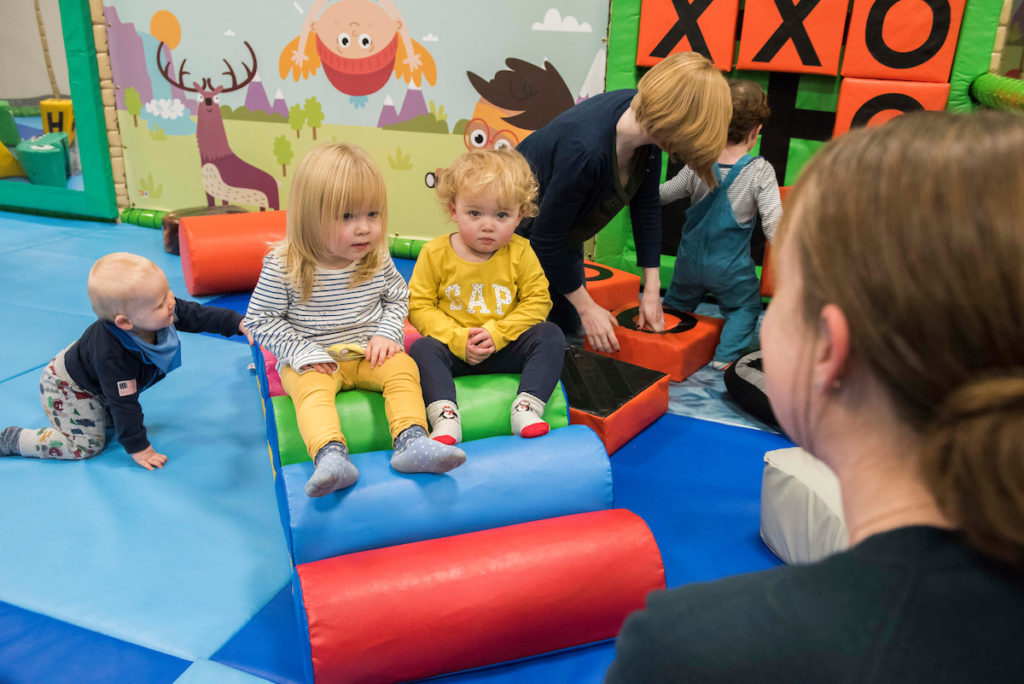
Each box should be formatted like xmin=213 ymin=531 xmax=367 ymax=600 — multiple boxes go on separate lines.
xmin=178 ymin=210 xmax=287 ymax=295
xmin=297 ymin=509 xmax=665 ymax=683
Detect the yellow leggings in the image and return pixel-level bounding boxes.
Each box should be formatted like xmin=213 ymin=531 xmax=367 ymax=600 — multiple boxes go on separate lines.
xmin=279 ymin=352 xmax=427 ymax=459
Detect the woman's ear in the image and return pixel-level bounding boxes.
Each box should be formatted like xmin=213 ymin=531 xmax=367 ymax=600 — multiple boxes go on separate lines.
xmin=815 ymin=303 xmax=850 ymax=393
xmin=113 ymin=314 xmax=134 ymax=332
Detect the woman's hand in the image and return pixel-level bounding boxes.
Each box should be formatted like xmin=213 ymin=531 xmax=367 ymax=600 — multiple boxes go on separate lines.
xmin=366 ymin=336 xmax=402 ymax=368
xmin=637 ymin=288 xmax=665 ymax=332
xmin=580 ymin=301 xmax=621 ymax=353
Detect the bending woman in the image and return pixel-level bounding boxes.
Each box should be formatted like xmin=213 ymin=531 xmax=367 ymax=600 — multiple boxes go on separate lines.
xmin=516 ymin=52 xmax=730 ymax=353
xmin=606 ymin=111 xmax=1024 ymax=682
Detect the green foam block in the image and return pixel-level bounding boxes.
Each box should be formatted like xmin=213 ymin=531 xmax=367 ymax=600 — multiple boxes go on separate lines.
xmin=273 ymin=373 xmax=569 ymax=466
xmin=15 ymin=133 xmax=70 ymax=187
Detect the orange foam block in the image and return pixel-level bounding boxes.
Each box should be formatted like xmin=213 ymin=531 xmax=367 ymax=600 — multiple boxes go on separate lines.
xmin=178 ymin=210 xmax=286 ymax=296
xmin=297 ymin=509 xmax=665 ymax=683
xmin=833 ymin=78 xmax=950 ymax=137
xmin=842 ymin=0 xmax=966 ymax=82
xmin=585 ymin=259 xmax=641 ymax=312
xmin=736 ymin=0 xmax=848 ymax=75
xmin=637 ymin=0 xmax=740 ymax=71
xmin=562 ymin=347 xmax=669 ymax=455
xmin=587 ymin=305 xmax=724 ymax=381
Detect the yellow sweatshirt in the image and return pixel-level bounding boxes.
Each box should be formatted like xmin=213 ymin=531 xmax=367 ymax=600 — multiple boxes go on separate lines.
xmin=408 ymin=234 xmax=551 ymax=361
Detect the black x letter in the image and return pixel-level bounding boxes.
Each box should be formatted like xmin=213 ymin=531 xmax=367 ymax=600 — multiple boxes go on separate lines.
xmin=752 ymin=0 xmax=822 ymax=67
xmin=650 ymin=0 xmax=714 ymax=60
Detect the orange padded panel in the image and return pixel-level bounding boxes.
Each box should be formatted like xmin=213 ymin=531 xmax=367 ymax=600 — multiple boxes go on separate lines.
xmin=760 ymin=241 xmax=776 ymax=298
xmin=842 ymin=0 xmax=966 ymax=82
xmin=178 ymin=210 xmax=286 ymax=296
xmin=637 ymin=0 xmax=740 ymax=71
xmin=736 ymin=0 xmax=847 ymax=75
xmin=759 ymin=186 xmax=789 ymax=298
xmin=586 ymin=305 xmax=724 ymax=381
xmin=298 ymin=509 xmax=665 ymax=683
xmin=833 ymin=78 xmax=950 ymax=137
xmin=585 ymin=259 xmax=642 ymax=312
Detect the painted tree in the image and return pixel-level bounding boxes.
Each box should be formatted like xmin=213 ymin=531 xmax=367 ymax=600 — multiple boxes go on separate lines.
xmin=273 ymin=135 xmax=294 ymax=176
xmin=304 ymin=97 xmax=324 ymax=140
xmin=125 ymin=87 xmax=143 ymax=127
xmin=289 ymin=103 xmax=305 ymax=139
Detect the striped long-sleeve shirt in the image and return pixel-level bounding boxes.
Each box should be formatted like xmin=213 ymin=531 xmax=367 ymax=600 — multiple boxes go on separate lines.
xmin=244 ymin=250 xmax=409 ymax=371
xmin=660 ymin=157 xmax=782 ymax=242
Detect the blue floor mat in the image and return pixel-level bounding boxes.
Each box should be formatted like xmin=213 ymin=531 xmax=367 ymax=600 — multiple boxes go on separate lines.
xmin=0 ymin=210 xmax=793 ymax=683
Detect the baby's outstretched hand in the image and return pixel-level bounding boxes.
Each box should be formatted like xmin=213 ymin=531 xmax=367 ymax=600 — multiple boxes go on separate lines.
xmin=131 ymin=445 xmax=168 ymax=471
xmin=366 ymin=336 xmax=402 ymax=368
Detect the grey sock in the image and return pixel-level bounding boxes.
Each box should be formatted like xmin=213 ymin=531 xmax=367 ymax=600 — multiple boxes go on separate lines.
xmin=305 ymin=441 xmax=359 ymax=497
xmin=1 ymin=427 xmax=22 ymax=456
xmin=391 ymin=425 xmax=466 ymax=474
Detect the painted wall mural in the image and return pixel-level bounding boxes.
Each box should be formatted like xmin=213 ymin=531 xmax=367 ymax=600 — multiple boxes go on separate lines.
xmin=104 ymin=0 xmax=608 ymax=240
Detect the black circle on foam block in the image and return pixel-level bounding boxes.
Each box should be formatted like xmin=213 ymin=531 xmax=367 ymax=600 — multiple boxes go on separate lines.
xmin=584 ymin=263 xmax=614 ymax=282
xmin=850 ymin=93 xmax=925 ymax=128
xmin=615 ymin=306 xmax=697 ymax=334
xmin=865 ymin=0 xmax=950 ymax=69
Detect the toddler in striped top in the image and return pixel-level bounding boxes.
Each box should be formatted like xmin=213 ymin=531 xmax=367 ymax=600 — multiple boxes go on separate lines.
xmin=244 ymin=143 xmax=465 ymax=497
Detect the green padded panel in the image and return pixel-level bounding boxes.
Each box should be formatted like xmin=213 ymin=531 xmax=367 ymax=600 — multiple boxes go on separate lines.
xmin=16 ymin=133 xmax=70 ymax=187
xmin=273 ymin=375 xmax=569 ymax=466
xmin=0 ymin=101 xmax=20 ymax=146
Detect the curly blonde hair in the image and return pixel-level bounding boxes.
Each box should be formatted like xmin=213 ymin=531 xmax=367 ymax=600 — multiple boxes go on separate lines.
xmin=435 ymin=148 xmax=539 ymax=219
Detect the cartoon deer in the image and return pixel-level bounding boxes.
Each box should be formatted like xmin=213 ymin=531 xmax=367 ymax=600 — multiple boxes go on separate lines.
xmin=157 ymin=41 xmax=279 ymax=210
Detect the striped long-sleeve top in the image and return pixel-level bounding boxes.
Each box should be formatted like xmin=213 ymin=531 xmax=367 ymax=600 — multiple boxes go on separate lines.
xmin=660 ymin=157 xmax=782 ymax=242
xmin=243 ymin=249 xmax=409 ymax=371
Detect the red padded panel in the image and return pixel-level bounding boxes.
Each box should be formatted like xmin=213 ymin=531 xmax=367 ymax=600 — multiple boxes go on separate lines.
xmin=297 ymin=509 xmax=665 ymax=683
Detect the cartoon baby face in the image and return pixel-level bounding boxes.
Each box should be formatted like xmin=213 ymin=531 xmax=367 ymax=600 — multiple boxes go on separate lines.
xmin=314 ymin=0 xmax=401 ymax=58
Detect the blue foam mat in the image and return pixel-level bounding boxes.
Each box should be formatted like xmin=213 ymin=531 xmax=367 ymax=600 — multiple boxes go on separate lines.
xmin=0 ymin=600 xmax=191 ymax=684
xmin=0 ymin=211 xmax=793 ymax=683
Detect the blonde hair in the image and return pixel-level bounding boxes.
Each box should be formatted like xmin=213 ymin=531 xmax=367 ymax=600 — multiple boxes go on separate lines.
xmin=435 ymin=148 xmax=539 ymax=219
xmin=781 ymin=111 xmax=1024 ymax=567
xmin=278 ymin=143 xmax=387 ymax=302
xmin=631 ymin=51 xmax=731 ymax=188
xmin=87 ymin=252 xmax=167 ymax=321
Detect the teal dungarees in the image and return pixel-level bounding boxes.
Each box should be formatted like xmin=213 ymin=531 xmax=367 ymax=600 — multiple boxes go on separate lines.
xmin=663 ymin=155 xmax=763 ymax=362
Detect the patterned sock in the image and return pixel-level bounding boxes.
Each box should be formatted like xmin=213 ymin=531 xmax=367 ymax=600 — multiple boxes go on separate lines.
xmin=391 ymin=425 xmax=466 ymax=474
xmin=510 ymin=392 xmax=549 ymax=438
xmin=1 ymin=426 xmax=23 ymax=456
xmin=425 ymin=400 xmax=462 ymax=445
xmin=305 ymin=441 xmax=359 ymax=497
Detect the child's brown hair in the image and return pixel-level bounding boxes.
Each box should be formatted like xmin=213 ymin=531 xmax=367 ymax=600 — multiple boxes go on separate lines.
xmin=727 ymin=80 xmax=771 ymax=144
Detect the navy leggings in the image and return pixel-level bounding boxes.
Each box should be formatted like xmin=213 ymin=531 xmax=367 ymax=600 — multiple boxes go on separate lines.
xmin=409 ymin=322 xmax=565 ymax=405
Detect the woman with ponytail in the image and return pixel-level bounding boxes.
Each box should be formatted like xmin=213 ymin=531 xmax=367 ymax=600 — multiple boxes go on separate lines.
xmin=606 ymin=111 xmax=1024 ymax=683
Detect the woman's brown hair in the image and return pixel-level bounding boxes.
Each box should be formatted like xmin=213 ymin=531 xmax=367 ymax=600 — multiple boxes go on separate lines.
xmin=781 ymin=111 xmax=1024 ymax=566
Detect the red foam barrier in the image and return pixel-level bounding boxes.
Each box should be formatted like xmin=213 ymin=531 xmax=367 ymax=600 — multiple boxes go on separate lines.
xmin=178 ymin=210 xmax=286 ymax=296
xmin=297 ymin=509 xmax=665 ymax=683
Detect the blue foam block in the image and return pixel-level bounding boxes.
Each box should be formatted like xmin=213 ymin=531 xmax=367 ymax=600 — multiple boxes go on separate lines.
xmin=282 ymin=424 xmax=612 ymax=564
xmin=0 ymin=600 xmax=191 ymax=684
